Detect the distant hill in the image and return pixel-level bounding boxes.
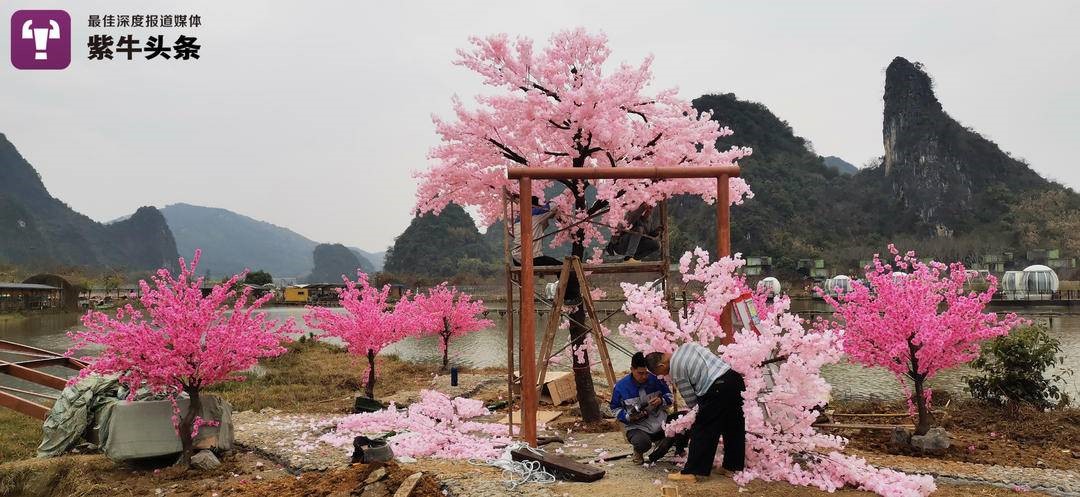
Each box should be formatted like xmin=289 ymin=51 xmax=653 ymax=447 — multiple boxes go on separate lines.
xmin=349 ymin=247 xmax=385 ymax=272
xmin=306 ymin=243 xmax=366 ymax=283
xmin=823 ymin=156 xmax=858 ymax=175
xmin=384 ymin=204 xmax=499 ymax=280
xmin=666 ymin=59 xmax=1079 ymax=276
xmin=0 ymin=133 xmax=178 ymax=271
xmin=668 ymin=93 xmax=855 ymax=261
xmin=158 ymin=203 xmax=374 ymax=278
xmin=877 ymin=57 xmax=1070 ymax=235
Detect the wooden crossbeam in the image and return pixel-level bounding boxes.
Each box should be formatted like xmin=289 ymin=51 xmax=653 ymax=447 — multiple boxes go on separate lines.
xmin=9 ymin=357 xmax=84 ymax=370
xmin=0 ymin=360 xmax=69 ymax=390
xmin=511 ymin=260 xmax=666 ymax=275
xmin=0 ymin=390 xmax=49 ymax=420
xmin=0 ymin=384 xmax=59 ymax=400
xmin=813 ymin=422 xmax=915 ymax=431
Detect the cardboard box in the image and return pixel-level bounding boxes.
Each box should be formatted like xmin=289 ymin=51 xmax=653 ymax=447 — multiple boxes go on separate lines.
xmin=513 ymin=370 xmax=578 ymax=405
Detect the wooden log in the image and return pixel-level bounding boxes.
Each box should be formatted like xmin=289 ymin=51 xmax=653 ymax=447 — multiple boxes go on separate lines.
xmin=511 ymin=448 xmax=605 ymax=482
xmin=813 ymin=422 xmax=915 ymax=431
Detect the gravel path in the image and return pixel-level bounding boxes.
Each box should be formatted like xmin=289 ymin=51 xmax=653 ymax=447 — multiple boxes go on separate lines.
xmin=856 ymin=451 xmax=1080 ymax=496
xmin=233 ymin=408 xmax=1079 ymax=496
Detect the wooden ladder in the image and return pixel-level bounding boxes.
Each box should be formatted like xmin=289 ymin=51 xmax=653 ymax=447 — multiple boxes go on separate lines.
xmin=535 ymin=256 xmax=617 ymax=392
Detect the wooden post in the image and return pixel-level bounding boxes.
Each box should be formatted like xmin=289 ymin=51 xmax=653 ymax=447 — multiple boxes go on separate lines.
xmin=503 ymin=189 xmax=516 ymax=437
xmin=717 ymin=175 xmax=733 ymax=343
xmin=518 ymin=177 xmax=538 ymax=447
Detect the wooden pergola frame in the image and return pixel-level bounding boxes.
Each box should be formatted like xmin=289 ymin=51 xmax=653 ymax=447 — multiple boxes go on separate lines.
xmin=506 ymin=165 xmax=741 ymax=446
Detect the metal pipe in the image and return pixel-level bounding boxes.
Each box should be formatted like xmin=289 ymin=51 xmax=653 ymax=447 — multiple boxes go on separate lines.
xmin=518 ymin=177 xmax=538 ymax=447
xmin=507 ymin=165 xmax=741 ymax=180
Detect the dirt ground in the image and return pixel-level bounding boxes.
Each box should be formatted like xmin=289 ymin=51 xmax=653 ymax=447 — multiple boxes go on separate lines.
xmin=837 ymin=397 xmax=1080 ymax=470
xmin=1 ymin=341 xmax=1076 ymax=496
xmin=0 ymin=449 xmax=1050 ymax=497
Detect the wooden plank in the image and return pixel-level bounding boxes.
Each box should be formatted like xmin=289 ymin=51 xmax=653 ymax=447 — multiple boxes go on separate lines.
xmin=511 ymin=261 xmax=665 ymax=275
xmin=392 ymin=472 xmax=423 ymax=497
xmin=511 ymin=448 xmax=605 ymax=482
xmin=0 ymin=390 xmax=49 ymax=420
xmin=497 ymin=409 xmax=563 ymax=426
xmin=813 ymin=422 xmax=915 ymax=431
xmin=10 ymin=357 xmax=83 ymax=370
xmin=0 ymin=384 xmax=59 ymax=400
xmin=0 ymin=340 xmax=65 ymax=358
xmin=0 ymin=360 xmax=68 ymax=390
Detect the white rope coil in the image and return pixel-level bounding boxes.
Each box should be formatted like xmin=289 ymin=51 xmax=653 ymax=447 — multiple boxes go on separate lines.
xmin=468 ymin=443 xmax=557 ymax=490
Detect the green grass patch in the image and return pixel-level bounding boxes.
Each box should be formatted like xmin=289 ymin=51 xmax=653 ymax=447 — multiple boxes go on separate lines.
xmin=0 ymin=409 xmax=43 ymax=465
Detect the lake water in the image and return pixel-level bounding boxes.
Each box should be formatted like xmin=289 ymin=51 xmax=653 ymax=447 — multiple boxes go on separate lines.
xmin=3 ymin=302 xmax=1077 ymax=402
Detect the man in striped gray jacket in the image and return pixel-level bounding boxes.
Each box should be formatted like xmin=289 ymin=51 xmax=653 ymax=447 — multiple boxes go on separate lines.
xmin=646 ymin=342 xmax=745 ymax=481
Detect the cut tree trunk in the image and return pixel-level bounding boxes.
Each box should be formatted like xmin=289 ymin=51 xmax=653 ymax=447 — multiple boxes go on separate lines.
xmin=569 ymin=194 xmax=601 ymax=422
xmin=442 ymin=318 xmax=451 ymax=370
xmin=908 ymin=339 xmax=935 ymax=435
xmin=442 ymin=333 xmax=450 ymax=370
xmin=177 ymin=385 xmax=203 ymax=468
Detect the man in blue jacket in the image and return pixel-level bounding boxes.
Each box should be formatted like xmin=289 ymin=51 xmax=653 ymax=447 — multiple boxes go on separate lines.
xmin=611 ymin=352 xmax=686 ymax=464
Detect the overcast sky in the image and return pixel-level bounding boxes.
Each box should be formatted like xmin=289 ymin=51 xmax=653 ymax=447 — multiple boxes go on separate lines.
xmin=3 ymin=1 xmax=1077 ymax=252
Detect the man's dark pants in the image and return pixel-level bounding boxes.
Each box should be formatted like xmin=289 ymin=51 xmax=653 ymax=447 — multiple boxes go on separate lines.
xmin=625 ymin=413 xmax=689 ymax=459
xmin=681 ymin=370 xmax=745 ymax=476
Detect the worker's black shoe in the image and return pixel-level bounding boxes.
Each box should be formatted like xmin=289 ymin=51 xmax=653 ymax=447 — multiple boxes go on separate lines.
xmin=647 ymin=437 xmax=675 ymax=463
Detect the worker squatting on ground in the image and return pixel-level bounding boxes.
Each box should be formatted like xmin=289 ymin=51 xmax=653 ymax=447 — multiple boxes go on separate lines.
xmin=609 ymin=352 xmax=688 ymax=464
xmin=646 ymin=343 xmax=746 ymax=482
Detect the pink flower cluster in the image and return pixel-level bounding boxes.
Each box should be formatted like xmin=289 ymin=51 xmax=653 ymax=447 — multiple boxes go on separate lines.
xmin=320 ymin=390 xmax=513 ymax=460
xmin=625 ymin=250 xmax=936 ymax=497
xmin=415 ymin=28 xmax=753 ymax=251
xmin=620 ymin=249 xmax=746 ymax=354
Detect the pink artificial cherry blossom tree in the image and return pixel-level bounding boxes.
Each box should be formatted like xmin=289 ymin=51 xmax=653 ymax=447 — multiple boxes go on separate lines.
xmin=415 ymin=28 xmax=753 ymax=421
xmin=69 ymin=250 xmax=294 ymax=467
xmin=304 ymin=271 xmax=421 ymax=399
xmin=621 ymin=249 xmax=936 ymax=497
xmin=407 ymin=283 xmax=493 ymax=370
xmin=817 ymin=245 xmax=1023 ymax=435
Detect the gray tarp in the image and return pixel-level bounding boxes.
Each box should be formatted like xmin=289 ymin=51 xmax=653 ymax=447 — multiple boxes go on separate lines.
xmin=37 ymin=376 xmax=234 ymax=460
xmin=97 ymin=396 xmax=233 ymax=461
xmin=36 ymin=375 xmax=121 ymax=457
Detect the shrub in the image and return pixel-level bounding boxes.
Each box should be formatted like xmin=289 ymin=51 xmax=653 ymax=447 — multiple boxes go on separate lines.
xmin=966 ymin=325 xmax=1070 ymax=412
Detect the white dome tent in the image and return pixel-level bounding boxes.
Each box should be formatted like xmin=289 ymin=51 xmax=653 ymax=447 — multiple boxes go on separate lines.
xmin=1000 ymin=271 xmax=1025 ymax=300
xmin=757 ymin=277 xmax=781 ymax=297
xmin=824 ymin=275 xmax=853 ymax=297
xmin=1022 ymin=265 xmax=1059 ymax=298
